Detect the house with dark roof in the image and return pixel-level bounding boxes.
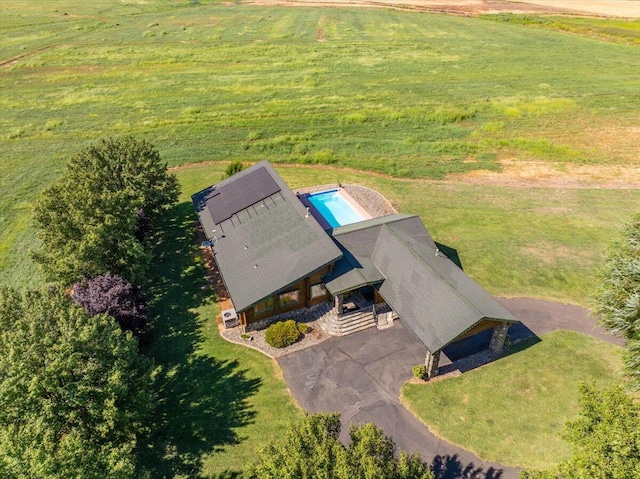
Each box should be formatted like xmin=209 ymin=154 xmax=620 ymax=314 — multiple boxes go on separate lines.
xmin=193 ymin=161 xmax=517 ymax=377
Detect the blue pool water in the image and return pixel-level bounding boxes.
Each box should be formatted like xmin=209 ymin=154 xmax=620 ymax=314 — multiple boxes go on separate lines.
xmin=305 ymin=190 xmax=364 ymax=228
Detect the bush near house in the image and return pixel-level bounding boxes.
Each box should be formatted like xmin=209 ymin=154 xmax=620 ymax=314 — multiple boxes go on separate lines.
xmin=265 ymin=319 xmax=301 ymax=348
xmin=223 ymin=160 xmax=245 ymax=179
xmin=412 ymin=364 xmax=428 ymax=380
xmin=298 ymin=323 xmax=311 ymax=334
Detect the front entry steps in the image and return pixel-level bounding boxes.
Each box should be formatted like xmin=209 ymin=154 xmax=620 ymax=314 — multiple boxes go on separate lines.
xmin=318 ymin=309 xmax=376 ymax=336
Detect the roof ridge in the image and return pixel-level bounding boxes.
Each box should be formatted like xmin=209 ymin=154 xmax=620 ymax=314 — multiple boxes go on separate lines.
xmin=331 ymin=213 xmax=417 ymax=236
xmin=380 ymin=224 xmax=486 ymax=320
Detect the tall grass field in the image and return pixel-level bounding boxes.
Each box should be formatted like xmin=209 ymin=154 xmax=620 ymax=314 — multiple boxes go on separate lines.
xmin=1 ymin=1 xmax=639 ymax=289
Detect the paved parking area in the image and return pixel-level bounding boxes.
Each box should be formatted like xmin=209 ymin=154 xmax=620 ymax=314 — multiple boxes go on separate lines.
xmin=277 ymin=298 xmax=623 ymax=479
xmin=278 ymin=321 xmax=516 ymax=479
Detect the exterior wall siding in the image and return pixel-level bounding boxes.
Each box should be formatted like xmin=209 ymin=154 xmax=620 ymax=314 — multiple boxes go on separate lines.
xmin=454 ymin=319 xmax=502 ymax=342
xmin=241 ymin=265 xmax=332 ymax=326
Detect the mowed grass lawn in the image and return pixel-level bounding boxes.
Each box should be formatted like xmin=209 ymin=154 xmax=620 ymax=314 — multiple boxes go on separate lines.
xmin=1 ymin=2 xmax=638 ymax=475
xmin=139 ymin=179 xmax=302 ymax=477
xmin=402 ymin=330 xmax=626 ymax=470
xmin=1 ymin=1 xmax=639 ymax=289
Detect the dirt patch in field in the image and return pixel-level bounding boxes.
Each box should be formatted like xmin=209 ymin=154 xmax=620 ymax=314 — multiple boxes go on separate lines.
xmin=584 ymin=125 xmax=640 ymax=158
xmin=242 ymin=0 xmax=640 ymax=18
xmin=449 ymin=159 xmax=640 ymax=189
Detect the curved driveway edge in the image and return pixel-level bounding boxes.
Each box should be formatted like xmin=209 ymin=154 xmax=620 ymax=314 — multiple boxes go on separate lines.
xmin=277 ymin=298 xmax=624 ymax=479
xmin=497 ymin=297 xmax=624 ymax=347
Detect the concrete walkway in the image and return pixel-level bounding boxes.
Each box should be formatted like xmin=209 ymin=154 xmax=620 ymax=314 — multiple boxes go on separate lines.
xmin=277 ymin=298 xmax=624 ymax=479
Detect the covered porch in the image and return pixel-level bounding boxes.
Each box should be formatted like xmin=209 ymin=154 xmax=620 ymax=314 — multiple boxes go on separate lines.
xmin=321 ymin=286 xmax=398 ymax=336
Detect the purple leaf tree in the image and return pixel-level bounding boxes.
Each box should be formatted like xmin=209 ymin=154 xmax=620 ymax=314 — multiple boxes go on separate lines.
xmin=72 ymin=273 xmax=147 ymax=336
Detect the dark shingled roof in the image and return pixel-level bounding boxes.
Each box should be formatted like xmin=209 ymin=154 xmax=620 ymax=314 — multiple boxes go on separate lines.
xmin=327 ymin=215 xmax=517 ymax=352
xmin=192 ymin=161 xmax=342 ymax=312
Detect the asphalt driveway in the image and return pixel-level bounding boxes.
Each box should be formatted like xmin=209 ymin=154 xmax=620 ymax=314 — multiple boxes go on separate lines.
xmin=278 ymin=321 xmax=514 ymax=479
xmin=277 ymin=298 xmax=623 ymax=479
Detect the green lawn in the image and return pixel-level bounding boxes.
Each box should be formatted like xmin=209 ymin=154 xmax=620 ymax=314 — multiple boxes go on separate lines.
xmin=401 ymin=330 xmax=626 ymax=470
xmin=1 ymin=1 xmax=639 ymax=289
xmin=139 ymin=190 xmax=302 ymax=478
xmin=176 ymin=163 xmax=640 ymax=305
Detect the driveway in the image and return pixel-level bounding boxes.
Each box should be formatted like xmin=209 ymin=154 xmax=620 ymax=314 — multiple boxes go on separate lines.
xmin=277 ymin=298 xmax=623 ymax=479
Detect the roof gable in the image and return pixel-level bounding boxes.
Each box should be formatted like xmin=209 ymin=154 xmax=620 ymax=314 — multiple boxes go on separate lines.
xmin=192 ymin=162 xmax=342 ymax=312
xmin=324 ymin=214 xmax=517 ymax=352
xmin=372 ymin=226 xmax=483 ymax=352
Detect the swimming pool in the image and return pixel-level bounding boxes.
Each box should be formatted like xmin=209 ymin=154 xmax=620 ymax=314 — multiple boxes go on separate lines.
xmin=304 ymin=190 xmax=365 ymax=228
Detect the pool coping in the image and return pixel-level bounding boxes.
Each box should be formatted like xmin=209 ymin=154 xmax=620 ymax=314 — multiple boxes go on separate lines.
xmin=295 ymin=183 xmax=397 ymax=230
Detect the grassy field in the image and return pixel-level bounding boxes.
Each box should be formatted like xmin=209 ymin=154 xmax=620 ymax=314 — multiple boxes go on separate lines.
xmin=484 ymin=14 xmax=640 ymax=45
xmin=401 ymin=330 xmax=626 ymax=470
xmin=176 ymin=163 xmax=640 ymax=305
xmin=139 ymin=184 xmax=302 ymax=478
xmin=1 ymin=1 xmax=639 ymax=289
xmin=1 ymin=3 xmax=638 ymax=475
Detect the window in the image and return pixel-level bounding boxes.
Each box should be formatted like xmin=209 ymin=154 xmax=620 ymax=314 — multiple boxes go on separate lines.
xmin=279 ymin=290 xmax=299 ymax=307
xmin=254 ymin=297 xmax=274 ymax=314
xmin=310 ymin=283 xmax=328 ymax=299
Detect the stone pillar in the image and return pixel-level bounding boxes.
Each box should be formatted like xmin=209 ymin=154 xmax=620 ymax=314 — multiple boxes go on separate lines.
xmin=425 ymin=350 xmax=441 ymax=379
xmin=334 ymin=294 xmax=344 ymax=317
xmin=490 ymin=322 xmax=511 ymax=353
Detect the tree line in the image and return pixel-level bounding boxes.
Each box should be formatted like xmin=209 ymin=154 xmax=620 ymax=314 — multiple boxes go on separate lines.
xmin=0 ymin=137 xmax=178 ymax=478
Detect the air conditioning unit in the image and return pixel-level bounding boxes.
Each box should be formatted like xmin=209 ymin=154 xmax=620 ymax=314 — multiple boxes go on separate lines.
xmin=221 ymin=308 xmax=238 ymax=329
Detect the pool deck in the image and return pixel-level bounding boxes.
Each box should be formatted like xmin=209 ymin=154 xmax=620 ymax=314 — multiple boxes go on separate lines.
xmin=298 ymin=187 xmax=373 ymax=230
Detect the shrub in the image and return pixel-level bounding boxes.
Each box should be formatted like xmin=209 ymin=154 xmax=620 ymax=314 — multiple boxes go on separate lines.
xmin=412 ymin=364 xmax=427 ymax=380
xmin=265 ymin=319 xmax=301 ymax=349
xmin=298 ymin=322 xmax=311 ymax=334
xmin=222 ymin=160 xmax=244 ymax=179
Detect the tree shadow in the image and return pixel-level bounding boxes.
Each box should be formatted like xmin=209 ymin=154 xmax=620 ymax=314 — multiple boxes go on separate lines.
xmin=432 ymin=454 xmax=507 ymax=479
xmin=139 ymin=202 xmax=261 ymax=478
xmin=435 ymin=241 xmax=463 ymax=270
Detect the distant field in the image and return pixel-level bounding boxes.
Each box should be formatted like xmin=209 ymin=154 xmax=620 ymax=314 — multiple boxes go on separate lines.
xmin=1 ymin=1 xmax=639 ymax=291
xmin=250 ymin=0 xmax=640 ymax=19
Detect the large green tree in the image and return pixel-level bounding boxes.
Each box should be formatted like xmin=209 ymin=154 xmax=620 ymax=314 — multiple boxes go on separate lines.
xmin=245 ymin=413 xmax=433 ymax=479
xmin=33 ymin=137 xmax=179 ymax=286
xmin=0 ymin=287 xmax=152 ymax=479
xmin=521 ymin=383 xmax=640 ymax=479
xmin=595 ymin=210 xmax=640 ymax=388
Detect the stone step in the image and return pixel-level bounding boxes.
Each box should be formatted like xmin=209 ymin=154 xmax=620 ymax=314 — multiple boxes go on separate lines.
xmin=329 ymin=312 xmax=375 ymax=336
xmin=334 ymin=312 xmax=374 ymax=327
xmin=333 ymin=321 xmax=376 ymax=336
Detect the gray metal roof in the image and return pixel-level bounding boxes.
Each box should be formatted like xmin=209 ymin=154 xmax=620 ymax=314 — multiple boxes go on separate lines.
xmin=326 ymin=215 xmax=517 ymax=352
xmin=192 ymin=161 xmax=342 ymax=312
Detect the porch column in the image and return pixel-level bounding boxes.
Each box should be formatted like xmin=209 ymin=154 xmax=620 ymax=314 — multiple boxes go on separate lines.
xmin=334 ymin=294 xmax=344 ymax=317
xmin=425 ymin=350 xmax=441 ymax=379
xmin=489 ymin=322 xmax=511 ymax=353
